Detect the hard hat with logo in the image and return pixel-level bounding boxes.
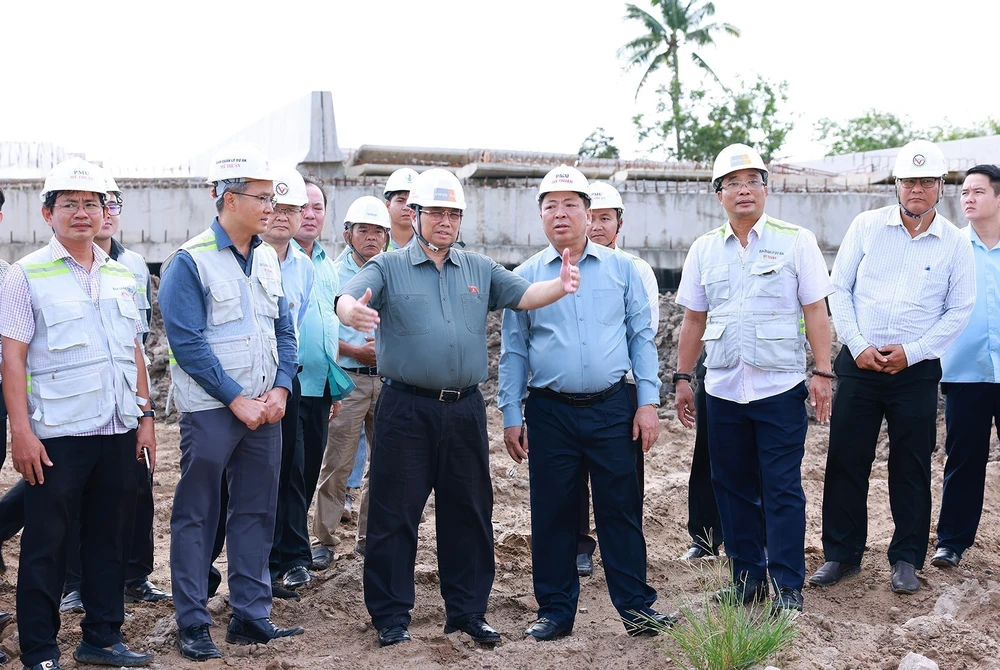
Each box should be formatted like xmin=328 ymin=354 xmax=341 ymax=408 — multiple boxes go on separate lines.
xmin=538 ymin=164 xmax=590 ymax=203
xmin=383 ymin=168 xmax=419 ymax=199
xmin=589 ymin=181 xmax=625 ymax=214
xmin=893 ymin=140 xmax=947 ymax=179
xmin=406 ymin=168 xmax=466 ymax=210
xmin=40 ymin=158 xmax=110 ymax=202
xmin=344 ymin=196 xmax=391 ymax=230
xmin=206 ymin=141 xmax=272 ymax=184
xmin=273 ymin=167 xmax=308 ymax=207
xmin=712 ymin=144 xmax=768 ymax=191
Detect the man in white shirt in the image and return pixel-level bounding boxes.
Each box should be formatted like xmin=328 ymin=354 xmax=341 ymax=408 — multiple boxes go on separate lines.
xmin=674 ymin=144 xmax=834 ymax=613
xmin=810 ymin=140 xmax=976 ymax=595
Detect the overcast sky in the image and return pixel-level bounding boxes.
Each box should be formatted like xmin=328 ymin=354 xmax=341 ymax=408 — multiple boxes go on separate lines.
xmin=2 ymin=0 xmax=995 ymax=172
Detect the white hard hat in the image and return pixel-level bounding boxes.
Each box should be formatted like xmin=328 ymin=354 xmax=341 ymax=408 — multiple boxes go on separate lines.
xmin=105 ymin=172 xmax=121 ymax=195
xmin=589 ymin=181 xmax=625 ymax=214
xmin=406 ymin=168 xmax=466 ymax=210
xmin=712 ymin=144 xmax=768 ymax=190
xmin=40 ymin=158 xmax=109 ymax=202
xmin=538 ymin=164 xmax=590 ymax=203
xmin=383 ymin=168 xmax=419 ymax=199
xmin=344 ymin=196 xmax=391 ymax=229
xmin=206 ymin=141 xmax=272 ymax=184
xmin=273 ymin=167 xmax=308 ymax=207
xmin=893 ymin=140 xmax=947 ymax=179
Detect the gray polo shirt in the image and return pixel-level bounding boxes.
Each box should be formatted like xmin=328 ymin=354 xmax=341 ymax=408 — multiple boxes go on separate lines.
xmin=339 ymin=243 xmax=530 ymax=389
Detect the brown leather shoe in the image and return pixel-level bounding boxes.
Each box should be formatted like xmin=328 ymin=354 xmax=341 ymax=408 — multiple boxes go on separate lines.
xmin=890 ymin=561 xmax=920 ymax=594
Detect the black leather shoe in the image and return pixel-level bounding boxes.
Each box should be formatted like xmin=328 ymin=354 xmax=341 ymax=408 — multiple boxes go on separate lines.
xmin=59 ymin=590 xmax=85 ymax=614
xmin=207 ymin=566 xmax=222 ymax=598
xmin=931 ymin=546 xmax=961 ymax=568
xmin=524 ymin=617 xmax=572 ymax=642
xmin=177 ymin=623 xmax=222 ymax=661
xmin=714 ymin=575 xmax=768 ymax=605
xmin=680 ymin=544 xmax=719 ymax=560
xmin=282 ymin=566 xmax=314 ymax=590
xmin=226 ymin=616 xmax=304 ymax=645
xmin=73 ymin=641 xmax=154 ymax=667
xmin=377 ymin=624 xmax=411 ymax=647
xmin=808 ymin=561 xmax=860 ymax=587
xmin=625 ymin=611 xmax=677 ymax=636
xmin=771 ymin=586 xmax=803 ymax=613
xmin=311 ymin=545 xmax=334 ymax=571
xmin=124 ymin=579 xmax=171 ymax=603
xmin=271 ymin=581 xmax=301 ymax=601
xmin=576 ymin=553 xmax=594 ymax=577
xmin=444 ymin=614 xmax=500 ymax=644
xmin=23 ymin=660 xmax=61 ymax=669
xmin=890 ymin=561 xmax=920 ymax=594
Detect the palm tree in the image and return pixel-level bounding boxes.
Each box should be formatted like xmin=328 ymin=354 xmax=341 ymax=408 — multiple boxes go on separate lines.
xmin=619 ymin=0 xmax=740 ymax=155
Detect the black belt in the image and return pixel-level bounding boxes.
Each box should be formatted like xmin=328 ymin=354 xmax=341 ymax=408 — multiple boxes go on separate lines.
xmin=383 ymin=378 xmax=478 ymax=403
xmin=528 ymin=376 xmax=627 ymax=408
xmin=343 ymin=366 xmax=379 ymax=376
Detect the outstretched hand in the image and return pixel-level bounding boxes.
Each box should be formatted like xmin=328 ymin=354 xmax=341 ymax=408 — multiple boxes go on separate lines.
xmin=346 ymin=288 xmax=381 ymax=333
xmin=560 ymin=248 xmax=580 ymax=294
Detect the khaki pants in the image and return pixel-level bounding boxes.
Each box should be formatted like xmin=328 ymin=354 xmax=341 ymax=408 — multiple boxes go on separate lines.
xmin=313 ymin=373 xmax=381 ymax=547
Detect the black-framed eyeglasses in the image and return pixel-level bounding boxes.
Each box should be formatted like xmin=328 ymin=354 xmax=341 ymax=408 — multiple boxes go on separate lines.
xmin=233 ymin=192 xmax=277 ymax=208
xmin=273 ymin=205 xmax=303 ymax=216
xmin=420 ymin=208 xmax=463 ymax=223
xmin=54 ymin=202 xmax=104 ymax=214
xmin=898 ymin=178 xmax=939 ymax=189
xmin=107 ymin=203 xmax=123 ymax=215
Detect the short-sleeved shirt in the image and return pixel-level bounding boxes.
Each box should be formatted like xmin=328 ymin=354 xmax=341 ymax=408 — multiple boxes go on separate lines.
xmin=339 ymin=242 xmax=530 ymax=389
xmin=334 ymin=250 xmax=372 ymax=369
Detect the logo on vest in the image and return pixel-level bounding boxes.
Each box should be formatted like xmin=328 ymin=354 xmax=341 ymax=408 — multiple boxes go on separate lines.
xmin=758 ymin=248 xmax=785 ymax=261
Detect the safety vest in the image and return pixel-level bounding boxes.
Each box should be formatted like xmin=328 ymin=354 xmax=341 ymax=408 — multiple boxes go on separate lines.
xmin=18 ymin=246 xmax=143 ymax=439
xmin=115 ymin=246 xmax=151 ymax=334
xmin=699 ymin=217 xmax=807 ymax=372
xmin=164 ymin=228 xmax=283 ymax=413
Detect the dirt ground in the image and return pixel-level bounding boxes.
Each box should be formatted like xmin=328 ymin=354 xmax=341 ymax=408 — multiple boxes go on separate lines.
xmin=1 ymin=295 xmax=999 ymax=669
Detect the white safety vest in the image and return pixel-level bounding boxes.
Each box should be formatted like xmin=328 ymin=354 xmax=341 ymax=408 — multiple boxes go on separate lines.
xmin=164 ymin=228 xmax=283 ymax=413
xmin=699 ymin=217 xmax=807 ymax=372
xmin=18 ymin=247 xmax=143 ymax=439
xmin=115 ymin=246 xmax=151 ymax=334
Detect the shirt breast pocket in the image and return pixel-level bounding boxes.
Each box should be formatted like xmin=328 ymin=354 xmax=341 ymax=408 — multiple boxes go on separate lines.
xmin=921 ymin=270 xmax=950 ymax=305
xmin=593 ymin=288 xmax=625 ymax=326
xmin=388 ymin=294 xmax=430 ymax=335
xmin=462 ymin=294 xmax=488 ymax=334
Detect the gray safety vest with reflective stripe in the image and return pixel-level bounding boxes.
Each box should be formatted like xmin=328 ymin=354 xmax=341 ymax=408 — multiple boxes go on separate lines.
xmin=163 ymin=228 xmax=283 ymax=413
xmin=699 ymin=217 xmax=806 ymax=372
xmin=115 ymin=247 xmax=151 ymax=335
xmin=18 ymin=246 xmax=143 ymax=438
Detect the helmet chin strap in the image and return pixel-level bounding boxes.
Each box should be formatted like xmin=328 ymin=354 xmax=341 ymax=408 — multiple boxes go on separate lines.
xmin=412 ymin=209 xmax=466 ymax=252
xmin=897 ymin=180 xmax=941 ymax=232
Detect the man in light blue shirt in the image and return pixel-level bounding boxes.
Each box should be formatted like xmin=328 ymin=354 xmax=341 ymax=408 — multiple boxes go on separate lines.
xmin=498 ymin=165 xmax=669 ymax=641
xmin=933 ymin=164 xmax=1000 ymax=569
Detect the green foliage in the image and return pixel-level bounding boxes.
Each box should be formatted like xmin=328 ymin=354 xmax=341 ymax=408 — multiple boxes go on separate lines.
xmin=816 ymin=111 xmax=1000 ymax=156
xmin=579 ymin=127 xmax=621 ymax=159
xmin=633 ymin=76 xmax=793 ymax=162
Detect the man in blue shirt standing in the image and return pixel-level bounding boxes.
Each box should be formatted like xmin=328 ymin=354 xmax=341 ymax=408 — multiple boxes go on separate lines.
xmin=932 ymin=164 xmax=1000 ymax=569
xmin=499 ymin=165 xmax=672 ymax=641
xmin=159 ymin=143 xmax=303 ymax=661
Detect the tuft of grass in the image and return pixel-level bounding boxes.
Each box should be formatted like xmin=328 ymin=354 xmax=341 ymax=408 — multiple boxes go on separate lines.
xmin=635 ymin=556 xmax=799 ymax=669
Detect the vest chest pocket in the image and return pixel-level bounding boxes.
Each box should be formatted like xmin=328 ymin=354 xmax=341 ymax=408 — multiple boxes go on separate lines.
xmin=753 ymin=322 xmax=802 ymax=371
xmin=701 ymin=264 xmax=731 ymax=305
xmin=254 ymin=276 xmax=282 ymax=319
xmin=111 ymin=297 xmax=140 ymax=349
xmin=208 ymin=280 xmax=243 ymax=325
xmin=388 ymin=294 xmax=430 ymax=335
xmin=36 ymin=369 xmax=106 ymax=426
xmin=41 ymin=302 xmax=88 ymax=351
xmin=748 ymin=262 xmax=786 ymax=298
xmin=462 ymin=294 xmax=488 ymax=334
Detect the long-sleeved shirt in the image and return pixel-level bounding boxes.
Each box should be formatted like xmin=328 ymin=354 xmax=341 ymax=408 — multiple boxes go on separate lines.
xmin=293 ymin=239 xmax=341 ymax=397
xmin=498 ymin=241 xmax=661 ymax=428
xmin=158 ymin=219 xmax=297 ymax=405
xmin=277 ymin=242 xmax=314 ymax=340
xmin=830 ymin=205 xmax=976 ymax=366
xmin=942 ymin=225 xmax=1000 ymax=382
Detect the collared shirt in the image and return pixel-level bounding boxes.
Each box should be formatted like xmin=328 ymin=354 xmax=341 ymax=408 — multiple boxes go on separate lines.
xmin=831 ymin=205 xmax=976 ymax=365
xmin=293 ymin=239 xmax=341 ymax=397
xmin=333 ymin=250 xmax=371 ymax=369
xmin=276 ymin=242 xmax=314 ymax=340
xmin=618 ymin=247 xmax=659 ymax=329
xmin=340 ymin=242 xmax=530 ymax=390
xmin=498 ymin=241 xmax=662 ymax=428
xmin=942 ymin=225 xmax=1000 ymax=382
xmin=388 ymin=230 xmax=415 ymax=252
xmin=0 ymin=237 xmax=141 ymax=435
xmin=158 ymin=219 xmax=297 ymax=405
xmin=676 ymin=213 xmax=833 ymax=403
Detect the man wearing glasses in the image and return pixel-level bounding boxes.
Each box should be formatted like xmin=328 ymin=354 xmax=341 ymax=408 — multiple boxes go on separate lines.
xmin=674 ymin=144 xmax=834 ymax=613
xmin=810 ymin=140 xmax=975 ymax=594
xmin=159 ymin=143 xmax=303 ymax=660
xmin=337 ymin=168 xmax=580 ymax=648
xmin=313 ymin=196 xmax=390 ymax=565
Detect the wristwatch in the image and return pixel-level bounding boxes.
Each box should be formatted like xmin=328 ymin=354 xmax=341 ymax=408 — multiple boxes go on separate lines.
xmin=671 ymin=372 xmax=693 ymax=384
xmin=141 ymin=410 xmax=155 ymax=419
